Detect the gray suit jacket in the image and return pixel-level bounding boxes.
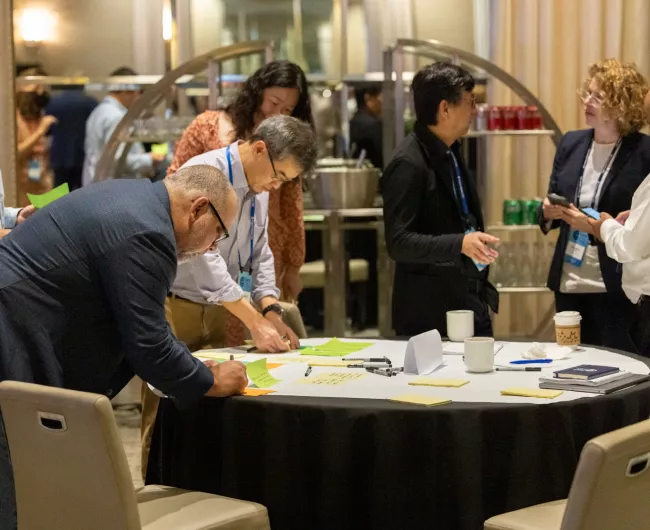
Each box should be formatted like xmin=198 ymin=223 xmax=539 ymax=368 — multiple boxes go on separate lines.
xmin=0 ymin=179 xmax=213 ymax=408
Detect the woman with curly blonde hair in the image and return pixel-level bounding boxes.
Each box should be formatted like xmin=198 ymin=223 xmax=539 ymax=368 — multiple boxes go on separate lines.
xmin=539 ymin=58 xmax=650 ymax=351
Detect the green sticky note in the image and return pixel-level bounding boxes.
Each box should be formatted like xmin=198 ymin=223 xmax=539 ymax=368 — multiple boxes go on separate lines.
xmin=151 ymin=143 xmax=168 ymax=156
xmin=246 ymin=358 xmax=280 ymax=388
xmin=27 ymin=183 xmax=70 ymax=209
xmin=299 ymin=338 xmax=375 ymax=357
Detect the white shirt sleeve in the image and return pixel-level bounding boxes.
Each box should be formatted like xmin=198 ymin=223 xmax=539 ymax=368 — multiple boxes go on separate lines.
xmin=601 ymin=177 xmax=650 ymax=263
xmin=251 ymin=214 xmax=281 ymax=302
xmin=190 ymin=249 xmax=245 ymax=304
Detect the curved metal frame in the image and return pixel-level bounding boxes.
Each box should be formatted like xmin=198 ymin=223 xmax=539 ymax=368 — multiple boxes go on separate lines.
xmin=382 ymin=38 xmax=563 ymax=159
xmin=94 ymin=40 xmax=273 ymax=182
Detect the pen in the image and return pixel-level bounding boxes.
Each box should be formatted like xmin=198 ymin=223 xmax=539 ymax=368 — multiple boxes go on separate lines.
xmin=229 ymin=354 xmax=234 ymax=361
xmin=347 ymin=363 xmax=391 ymax=369
xmin=247 ymin=346 xmax=258 ymax=353
xmin=346 ymin=357 xmax=392 ymax=365
xmin=510 ymin=359 xmax=553 ymax=365
xmin=496 ymin=367 xmax=542 ymax=372
xmin=304 ymin=366 xmax=313 ymax=377
xmin=366 ymin=367 xmax=392 ymax=377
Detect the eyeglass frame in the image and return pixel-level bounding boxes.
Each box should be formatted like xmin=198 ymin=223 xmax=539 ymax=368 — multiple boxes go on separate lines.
xmin=207 ymin=201 xmax=229 ymax=244
xmin=577 ymin=88 xmax=605 ymax=108
xmin=266 ymin=150 xmax=294 ymax=183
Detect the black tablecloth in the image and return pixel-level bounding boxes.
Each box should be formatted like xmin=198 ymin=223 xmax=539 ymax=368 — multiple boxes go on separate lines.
xmin=147 ymin=351 xmax=650 ymax=530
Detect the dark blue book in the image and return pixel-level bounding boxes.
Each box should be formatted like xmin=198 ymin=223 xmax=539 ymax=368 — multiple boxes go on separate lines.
xmin=553 ymin=365 xmax=620 ymax=381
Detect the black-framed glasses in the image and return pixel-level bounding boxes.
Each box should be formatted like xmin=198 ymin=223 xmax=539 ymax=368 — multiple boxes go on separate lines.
xmin=208 ymin=202 xmax=229 ymax=244
xmin=267 ymin=151 xmax=292 ymax=183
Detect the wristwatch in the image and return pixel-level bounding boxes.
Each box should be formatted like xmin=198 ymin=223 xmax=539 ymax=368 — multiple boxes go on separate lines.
xmin=262 ymin=303 xmax=285 ymax=319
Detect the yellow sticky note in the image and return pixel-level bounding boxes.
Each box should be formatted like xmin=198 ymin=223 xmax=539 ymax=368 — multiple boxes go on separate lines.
xmin=500 ymin=387 xmax=564 ymax=399
xmin=298 ymin=372 xmax=367 ymax=385
xmin=266 ymin=356 xmax=306 ymax=364
xmin=388 ymin=394 xmax=452 ymax=407
xmin=243 ymin=388 xmax=276 ymax=396
xmin=151 ymin=143 xmax=168 ymax=155
xmin=409 ymin=378 xmax=470 ymax=388
xmin=194 ymin=352 xmax=244 ymax=361
xmin=266 ymin=363 xmax=283 ymax=370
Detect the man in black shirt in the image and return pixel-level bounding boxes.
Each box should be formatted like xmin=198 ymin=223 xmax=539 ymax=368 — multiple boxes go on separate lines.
xmin=382 ymin=63 xmax=499 ymax=338
xmin=350 ymin=83 xmax=383 ymax=169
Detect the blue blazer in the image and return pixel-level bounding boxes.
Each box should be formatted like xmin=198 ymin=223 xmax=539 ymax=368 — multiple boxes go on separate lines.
xmin=539 ymin=129 xmax=650 ymax=294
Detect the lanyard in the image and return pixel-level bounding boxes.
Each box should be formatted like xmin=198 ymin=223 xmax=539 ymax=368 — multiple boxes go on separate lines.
xmin=575 ymin=138 xmax=622 ymax=209
xmin=226 ymin=145 xmax=255 ymax=273
xmin=449 ymin=151 xmax=470 ymax=218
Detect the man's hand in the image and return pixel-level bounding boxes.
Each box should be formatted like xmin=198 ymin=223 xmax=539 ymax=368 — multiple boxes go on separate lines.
xmin=16 ymin=205 xmax=36 ymax=225
xmin=616 ymin=210 xmax=630 ymax=225
xmin=265 ymin=311 xmax=300 ymax=349
xmin=282 ymin=268 xmax=302 ymax=302
xmin=0 ymin=229 xmax=10 ymax=240
xmin=204 ymin=360 xmax=248 ymax=397
xmin=250 ymin=316 xmax=290 ymax=352
xmin=461 ymin=232 xmax=499 ymax=265
xmin=589 ymin=211 xmax=613 ymax=241
xmin=561 ymin=205 xmax=594 ymax=235
xmin=542 ymin=197 xmax=567 ymax=221
xmin=150 ymin=152 xmax=166 ymax=165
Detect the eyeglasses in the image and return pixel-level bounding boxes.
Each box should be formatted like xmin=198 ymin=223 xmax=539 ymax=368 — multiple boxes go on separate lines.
xmin=267 ymin=150 xmax=293 ymax=183
xmin=578 ymin=88 xmax=604 ymax=107
xmin=207 ymin=202 xmax=229 ymax=244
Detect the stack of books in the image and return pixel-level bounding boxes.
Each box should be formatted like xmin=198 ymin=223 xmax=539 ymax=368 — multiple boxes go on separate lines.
xmin=539 ymin=364 xmax=649 ymax=394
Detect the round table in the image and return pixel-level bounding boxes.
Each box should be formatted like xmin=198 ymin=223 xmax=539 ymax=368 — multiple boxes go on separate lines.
xmin=147 ymin=340 xmax=650 ymax=530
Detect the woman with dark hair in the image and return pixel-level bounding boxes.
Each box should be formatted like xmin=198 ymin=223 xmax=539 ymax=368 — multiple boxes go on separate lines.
xmin=166 ymin=60 xmax=313 ymax=347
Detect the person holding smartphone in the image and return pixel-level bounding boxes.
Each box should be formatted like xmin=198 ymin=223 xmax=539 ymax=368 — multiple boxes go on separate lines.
xmin=539 ymin=59 xmax=650 ymax=351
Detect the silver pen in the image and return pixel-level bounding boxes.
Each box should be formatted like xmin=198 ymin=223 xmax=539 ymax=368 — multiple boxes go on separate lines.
xmin=495 ymin=366 xmax=541 ymax=372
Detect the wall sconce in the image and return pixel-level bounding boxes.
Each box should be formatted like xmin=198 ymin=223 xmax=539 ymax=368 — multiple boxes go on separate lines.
xmin=17 ymin=7 xmax=56 ymax=49
xmin=162 ymin=4 xmax=172 ymax=42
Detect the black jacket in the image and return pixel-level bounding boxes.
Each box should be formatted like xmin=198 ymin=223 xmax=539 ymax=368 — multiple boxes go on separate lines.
xmin=540 ymin=129 xmax=650 ymax=294
xmin=350 ymin=108 xmax=383 ymax=169
xmin=382 ymin=122 xmax=497 ymax=336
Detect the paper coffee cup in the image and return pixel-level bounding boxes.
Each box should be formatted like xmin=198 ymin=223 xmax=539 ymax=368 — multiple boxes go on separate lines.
xmin=553 ymin=311 xmax=581 ymax=348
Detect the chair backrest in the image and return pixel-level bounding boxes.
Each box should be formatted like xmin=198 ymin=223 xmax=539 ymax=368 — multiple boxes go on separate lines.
xmin=561 ymin=418 xmax=650 ymax=530
xmin=0 ymin=381 xmax=142 ymax=530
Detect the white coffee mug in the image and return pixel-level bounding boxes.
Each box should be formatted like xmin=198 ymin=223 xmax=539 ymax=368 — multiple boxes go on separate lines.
xmin=446 ymin=310 xmax=474 ymax=342
xmin=464 ymin=337 xmax=495 ymax=373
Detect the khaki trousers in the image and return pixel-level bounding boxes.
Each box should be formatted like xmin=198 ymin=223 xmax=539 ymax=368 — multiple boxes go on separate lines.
xmin=140 ymin=295 xmax=228 ymax=480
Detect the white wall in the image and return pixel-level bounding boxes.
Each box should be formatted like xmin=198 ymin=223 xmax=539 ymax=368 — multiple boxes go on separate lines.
xmin=412 ymin=0 xmax=475 ymax=52
xmin=14 ymin=0 xmax=135 ymax=76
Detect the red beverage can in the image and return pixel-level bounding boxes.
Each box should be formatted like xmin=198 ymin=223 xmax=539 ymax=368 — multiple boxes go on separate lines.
xmin=517 ymin=106 xmax=530 ymax=129
xmin=502 ymin=106 xmax=517 ymax=130
xmin=527 ymin=106 xmax=543 ymax=129
xmin=488 ymin=106 xmax=503 ymax=130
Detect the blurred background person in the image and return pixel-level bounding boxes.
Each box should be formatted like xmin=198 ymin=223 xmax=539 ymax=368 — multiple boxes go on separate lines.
xmin=350 ymin=82 xmax=383 ymax=168
xmin=46 ymin=84 xmax=97 ymax=190
xmin=82 ymin=66 xmax=165 ymax=186
xmin=168 ymin=59 xmax=314 ymax=347
xmin=539 ymin=59 xmax=650 ymax=352
xmin=15 ymin=67 xmax=55 ymax=206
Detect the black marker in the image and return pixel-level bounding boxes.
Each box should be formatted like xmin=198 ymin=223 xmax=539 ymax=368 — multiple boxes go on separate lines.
xmin=304 ymin=366 xmax=313 ymax=377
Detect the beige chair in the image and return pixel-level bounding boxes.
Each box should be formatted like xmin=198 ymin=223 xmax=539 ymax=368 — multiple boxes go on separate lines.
xmin=484 ymin=418 xmax=650 ymax=530
xmin=300 ymin=258 xmax=369 ymax=289
xmin=0 ymin=381 xmax=270 ymax=530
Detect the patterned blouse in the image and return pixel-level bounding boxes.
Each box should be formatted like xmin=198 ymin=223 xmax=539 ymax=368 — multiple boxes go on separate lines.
xmin=168 ymin=110 xmax=306 ymax=345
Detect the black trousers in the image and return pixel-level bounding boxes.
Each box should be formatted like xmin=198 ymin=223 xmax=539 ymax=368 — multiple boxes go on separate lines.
xmin=0 ymin=411 xmax=16 ymax=530
xmin=554 ymin=291 xmax=638 ymax=353
xmin=632 ymin=296 xmax=650 ymax=358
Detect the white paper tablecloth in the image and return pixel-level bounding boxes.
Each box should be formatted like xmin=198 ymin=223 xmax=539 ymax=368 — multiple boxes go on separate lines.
xmin=197 ymin=339 xmax=650 ymax=405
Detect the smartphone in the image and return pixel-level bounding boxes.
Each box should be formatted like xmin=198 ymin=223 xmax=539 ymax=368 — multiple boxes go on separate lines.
xmin=547 ymin=193 xmax=572 ymax=208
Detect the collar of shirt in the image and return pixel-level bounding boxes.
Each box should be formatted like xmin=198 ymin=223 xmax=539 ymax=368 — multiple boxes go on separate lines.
xmin=413 ymin=120 xmax=462 ymax=161
xmin=224 ymin=142 xmax=249 ymax=192
xmin=103 ymin=95 xmax=126 ymax=113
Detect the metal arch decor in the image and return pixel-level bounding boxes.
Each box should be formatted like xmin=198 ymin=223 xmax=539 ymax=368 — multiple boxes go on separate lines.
xmin=94 ymin=40 xmax=273 ymax=182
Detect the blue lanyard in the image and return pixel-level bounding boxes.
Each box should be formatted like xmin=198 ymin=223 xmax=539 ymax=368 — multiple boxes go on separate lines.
xmin=575 ymin=138 xmax=621 ymax=209
xmin=226 ymin=145 xmax=255 ymax=273
xmin=449 ymin=151 xmax=470 ymax=217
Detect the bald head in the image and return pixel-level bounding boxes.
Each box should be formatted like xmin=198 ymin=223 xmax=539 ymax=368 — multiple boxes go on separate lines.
xmin=165 ymin=164 xmax=238 ymax=262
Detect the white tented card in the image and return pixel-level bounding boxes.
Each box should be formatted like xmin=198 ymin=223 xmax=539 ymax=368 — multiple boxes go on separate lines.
xmin=404 ymin=329 xmax=444 ymax=375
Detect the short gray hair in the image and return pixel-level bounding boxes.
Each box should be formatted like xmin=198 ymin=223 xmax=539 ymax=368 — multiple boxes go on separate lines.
xmin=251 ymin=115 xmax=317 ymax=174
xmin=166 ymin=164 xmax=232 ymax=209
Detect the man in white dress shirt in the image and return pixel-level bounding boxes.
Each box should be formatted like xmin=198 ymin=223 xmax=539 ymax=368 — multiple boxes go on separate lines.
xmin=590 ymin=91 xmax=650 ymax=356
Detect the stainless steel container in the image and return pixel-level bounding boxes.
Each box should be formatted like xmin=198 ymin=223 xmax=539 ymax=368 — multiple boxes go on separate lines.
xmin=307 ymin=166 xmax=380 ymax=209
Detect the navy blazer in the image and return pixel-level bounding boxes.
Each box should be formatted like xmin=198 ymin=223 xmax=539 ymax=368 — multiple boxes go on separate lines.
xmin=0 ymin=179 xmax=213 ymax=408
xmin=539 ymin=129 xmax=650 ymax=294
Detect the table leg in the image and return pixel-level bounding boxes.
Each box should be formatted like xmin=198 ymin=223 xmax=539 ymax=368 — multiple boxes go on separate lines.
xmin=323 ymin=212 xmax=346 ymax=336
xmin=376 ymin=220 xmax=394 ymax=338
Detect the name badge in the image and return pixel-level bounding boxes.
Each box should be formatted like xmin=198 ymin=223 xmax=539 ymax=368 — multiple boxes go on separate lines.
xmin=27 ymin=159 xmax=42 ymax=182
xmin=465 ymin=227 xmax=487 ymax=272
xmin=564 ymin=229 xmax=589 ymax=267
xmin=238 ymin=271 xmax=253 ymax=303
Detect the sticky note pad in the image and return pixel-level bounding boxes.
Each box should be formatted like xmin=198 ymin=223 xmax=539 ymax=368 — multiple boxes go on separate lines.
xmin=243 ymin=388 xmax=276 ymax=396
xmin=246 ymin=358 xmax=281 ymax=388
xmin=388 ymin=394 xmax=452 ymax=407
xmin=151 ymin=143 xmax=168 ymax=155
xmin=27 ymin=183 xmax=69 ymax=209
xmin=500 ymin=387 xmax=564 ymax=399
xmin=194 ymin=352 xmax=244 ymax=361
xmin=300 ymin=338 xmax=374 ymax=357
xmin=408 ymin=378 xmax=470 ymax=388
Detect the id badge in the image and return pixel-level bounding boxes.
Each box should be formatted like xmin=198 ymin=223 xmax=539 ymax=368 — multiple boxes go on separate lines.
xmin=238 ymin=271 xmax=253 ymax=303
xmin=27 ymin=159 xmax=42 ymax=182
xmin=564 ymin=229 xmax=589 ymax=267
xmin=465 ymin=227 xmax=487 ymax=271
